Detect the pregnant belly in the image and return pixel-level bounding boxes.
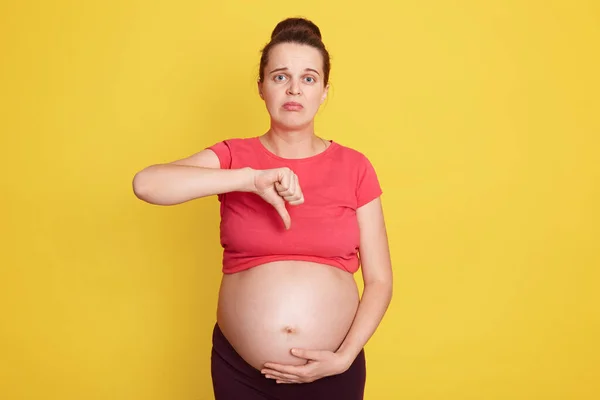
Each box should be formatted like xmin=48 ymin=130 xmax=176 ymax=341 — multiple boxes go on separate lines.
xmin=216 ymin=261 xmax=360 ymax=371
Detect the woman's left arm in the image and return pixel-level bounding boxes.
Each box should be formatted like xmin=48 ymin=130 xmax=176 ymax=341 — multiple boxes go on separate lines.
xmin=260 ymin=196 xmax=392 ymax=383
xmin=336 ymin=196 xmax=393 ymax=365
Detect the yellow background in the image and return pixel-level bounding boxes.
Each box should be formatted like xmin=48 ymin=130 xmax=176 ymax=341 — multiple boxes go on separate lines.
xmin=1 ymin=1 xmax=598 ymax=399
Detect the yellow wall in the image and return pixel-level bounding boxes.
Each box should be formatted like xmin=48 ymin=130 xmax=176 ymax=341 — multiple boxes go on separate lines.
xmin=1 ymin=1 xmax=598 ymax=399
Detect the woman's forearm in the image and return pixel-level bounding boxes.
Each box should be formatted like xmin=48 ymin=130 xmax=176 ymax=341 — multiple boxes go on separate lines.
xmin=132 ymin=164 xmax=255 ymax=205
xmin=337 ymin=280 xmax=393 ymax=364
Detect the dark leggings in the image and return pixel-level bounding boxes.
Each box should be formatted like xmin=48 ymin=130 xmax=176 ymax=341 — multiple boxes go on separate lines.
xmin=211 ymin=323 xmax=366 ymax=400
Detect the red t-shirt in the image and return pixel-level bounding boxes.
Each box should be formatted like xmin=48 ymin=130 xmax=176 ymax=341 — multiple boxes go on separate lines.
xmin=207 ymin=136 xmax=382 ymax=274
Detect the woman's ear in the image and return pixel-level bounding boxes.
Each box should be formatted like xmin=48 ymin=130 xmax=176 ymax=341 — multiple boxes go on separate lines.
xmin=257 ymin=81 xmax=264 ymax=99
xmin=320 ymin=84 xmax=330 ymax=104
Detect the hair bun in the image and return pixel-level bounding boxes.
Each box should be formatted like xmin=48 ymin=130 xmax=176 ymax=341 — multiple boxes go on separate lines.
xmin=271 ymin=17 xmax=322 ymax=40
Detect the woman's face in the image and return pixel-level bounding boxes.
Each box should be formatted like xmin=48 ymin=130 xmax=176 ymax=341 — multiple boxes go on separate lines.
xmin=259 ymin=43 xmax=329 ymax=130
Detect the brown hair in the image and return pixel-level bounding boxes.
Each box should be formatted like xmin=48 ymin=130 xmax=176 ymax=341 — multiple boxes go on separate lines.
xmin=258 ymin=17 xmax=331 ymax=86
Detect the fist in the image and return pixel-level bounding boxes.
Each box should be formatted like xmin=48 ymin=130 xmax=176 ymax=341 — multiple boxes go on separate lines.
xmin=253 ymin=167 xmax=304 ymax=229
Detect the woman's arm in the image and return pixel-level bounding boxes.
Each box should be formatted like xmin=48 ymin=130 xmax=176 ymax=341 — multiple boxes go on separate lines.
xmin=258 ymin=196 xmax=393 ymax=383
xmin=132 ymin=149 xmax=255 ymax=205
xmin=336 ymin=196 xmax=393 ymax=363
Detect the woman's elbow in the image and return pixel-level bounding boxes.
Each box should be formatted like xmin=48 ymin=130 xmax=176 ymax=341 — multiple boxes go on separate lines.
xmin=132 ymin=169 xmax=152 ymax=201
xmin=365 ymin=278 xmax=393 ymax=294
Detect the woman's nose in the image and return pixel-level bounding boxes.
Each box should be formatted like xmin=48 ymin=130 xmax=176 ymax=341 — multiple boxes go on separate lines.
xmin=286 ymin=81 xmax=301 ymax=95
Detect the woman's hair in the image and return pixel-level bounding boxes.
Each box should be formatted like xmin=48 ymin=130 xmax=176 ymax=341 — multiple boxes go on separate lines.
xmin=258 ymin=17 xmax=331 ymax=86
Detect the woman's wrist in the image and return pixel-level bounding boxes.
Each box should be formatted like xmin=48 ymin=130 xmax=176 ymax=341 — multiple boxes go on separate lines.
xmin=335 ymin=345 xmax=361 ymax=370
xmin=238 ymin=167 xmax=257 ymax=193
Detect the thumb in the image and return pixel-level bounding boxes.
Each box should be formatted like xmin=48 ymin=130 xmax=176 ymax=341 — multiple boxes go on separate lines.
xmin=290 ymin=348 xmax=323 ymax=360
xmin=272 ymin=200 xmax=291 ymax=230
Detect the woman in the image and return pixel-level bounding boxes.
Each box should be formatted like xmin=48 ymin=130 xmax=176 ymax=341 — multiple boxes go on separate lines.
xmin=133 ymin=17 xmax=393 ymax=400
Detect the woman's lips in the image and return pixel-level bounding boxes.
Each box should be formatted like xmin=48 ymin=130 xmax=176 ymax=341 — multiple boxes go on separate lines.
xmin=283 ymin=102 xmax=303 ymax=111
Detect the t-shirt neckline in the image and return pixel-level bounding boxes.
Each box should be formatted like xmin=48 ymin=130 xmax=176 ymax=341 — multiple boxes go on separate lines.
xmin=253 ymin=136 xmax=338 ymax=162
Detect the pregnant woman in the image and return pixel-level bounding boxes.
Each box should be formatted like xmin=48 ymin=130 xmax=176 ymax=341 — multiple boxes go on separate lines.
xmin=133 ymin=17 xmax=393 ymax=400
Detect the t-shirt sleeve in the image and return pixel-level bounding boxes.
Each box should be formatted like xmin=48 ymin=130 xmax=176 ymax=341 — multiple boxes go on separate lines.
xmin=205 ymin=140 xmax=232 ymax=169
xmin=356 ymin=154 xmax=383 ymax=208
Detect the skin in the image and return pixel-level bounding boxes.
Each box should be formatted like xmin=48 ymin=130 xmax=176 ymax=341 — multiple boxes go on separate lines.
xmin=255 ymin=42 xmax=394 ymax=384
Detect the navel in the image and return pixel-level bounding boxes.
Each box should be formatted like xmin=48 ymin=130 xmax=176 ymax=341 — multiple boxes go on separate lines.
xmin=282 ymin=325 xmax=297 ymax=334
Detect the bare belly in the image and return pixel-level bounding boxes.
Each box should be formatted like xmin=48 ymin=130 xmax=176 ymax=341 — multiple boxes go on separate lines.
xmin=216 ymin=261 xmax=360 ymax=371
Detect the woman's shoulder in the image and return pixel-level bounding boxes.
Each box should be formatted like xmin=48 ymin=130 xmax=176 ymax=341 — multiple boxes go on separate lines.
xmin=329 ymin=140 xmax=373 ymax=163
xmin=211 ymin=136 xmax=256 ymax=147
xmin=206 ymin=136 xmax=258 ymax=155
xmin=204 ymin=137 xmax=259 ymax=169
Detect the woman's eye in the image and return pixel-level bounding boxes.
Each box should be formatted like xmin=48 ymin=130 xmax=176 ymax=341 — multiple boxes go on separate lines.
xmin=274 ymin=75 xmax=286 ymax=81
xmin=304 ymin=76 xmax=315 ymax=83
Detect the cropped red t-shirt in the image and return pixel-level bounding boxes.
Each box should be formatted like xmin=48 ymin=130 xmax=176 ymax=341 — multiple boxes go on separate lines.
xmin=206 ymin=137 xmax=382 ymax=274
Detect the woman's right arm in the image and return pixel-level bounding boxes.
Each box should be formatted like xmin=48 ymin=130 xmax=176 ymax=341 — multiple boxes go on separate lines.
xmin=132 ymin=149 xmax=255 ymax=205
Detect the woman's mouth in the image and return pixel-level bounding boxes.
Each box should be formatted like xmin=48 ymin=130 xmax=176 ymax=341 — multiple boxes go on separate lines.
xmin=283 ymin=102 xmax=303 ymax=111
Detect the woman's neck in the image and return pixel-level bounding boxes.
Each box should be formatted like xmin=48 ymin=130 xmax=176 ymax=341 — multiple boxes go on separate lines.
xmin=261 ymin=124 xmax=328 ymax=159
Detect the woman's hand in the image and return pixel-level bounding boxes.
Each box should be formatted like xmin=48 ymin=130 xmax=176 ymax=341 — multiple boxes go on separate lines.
xmin=261 ymin=348 xmax=353 ymax=384
xmin=253 ymin=167 xmax=304 ymax=229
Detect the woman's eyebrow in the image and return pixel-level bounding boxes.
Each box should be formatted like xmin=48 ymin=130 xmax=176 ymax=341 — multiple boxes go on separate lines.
xmin=268 ymin=67 xmax=320 ymax=76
